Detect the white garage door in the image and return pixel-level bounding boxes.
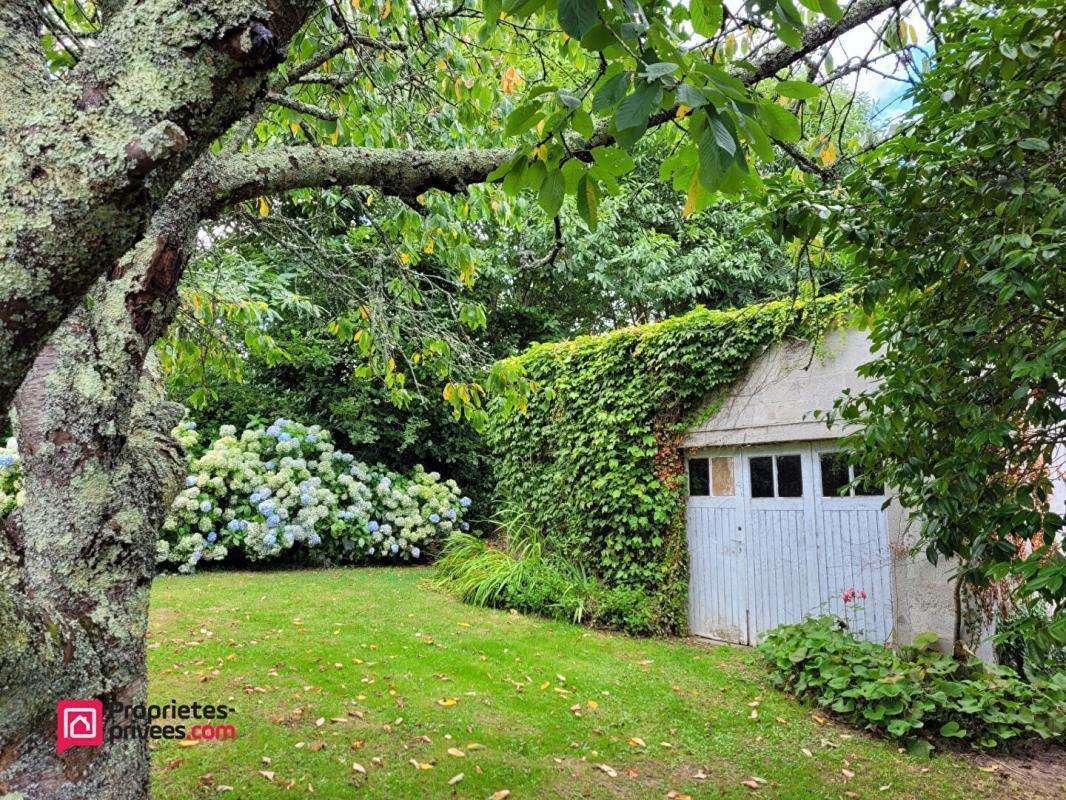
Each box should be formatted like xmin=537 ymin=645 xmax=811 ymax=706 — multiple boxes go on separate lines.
xmin=686 ymin=443 xmax=894 ymax=645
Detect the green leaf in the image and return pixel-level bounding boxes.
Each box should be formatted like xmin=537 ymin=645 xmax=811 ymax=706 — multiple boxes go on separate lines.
xmin=676 ymin=83 xmax=709 ymax=109
xmin=690 ymin=0 xmax=723 ymax=37
xmin=757 ymin=102 xmax=800 ymax=142
xmin=1018 ymin=137 xmax=1049 ymax=151
xmin=592 ymin=71 xmax=629 ymax=113
xmin=579 ymin=23 xmax=614 ymax=51
xmin=591 ymin=146 xmax=635 ymax=176
xmin=558 ymin=0 xmax=599 ymax=39
xmin=614 ymin=80 xmax=663 ymax=131
xmin=504 ymin=102 xmax=544 ymax=136
xmin=642 ymin=62 xmax=679 ymax=81
xmin=776 ymin=79 xmax=823 ymax=100
xmin=538 ymin=170 xmax=565 ymax=217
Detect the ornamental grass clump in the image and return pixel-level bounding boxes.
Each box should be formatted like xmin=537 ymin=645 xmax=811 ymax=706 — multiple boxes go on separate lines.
xmin=156 ymin=418 xmax=470 ymax=573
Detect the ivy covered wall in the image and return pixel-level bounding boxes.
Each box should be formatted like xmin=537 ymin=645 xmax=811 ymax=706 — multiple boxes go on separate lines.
xmin=486 ymin=295 xmax=848 ymax=632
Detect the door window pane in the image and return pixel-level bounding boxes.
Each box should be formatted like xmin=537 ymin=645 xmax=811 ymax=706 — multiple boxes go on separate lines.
xmin=776 ymin=454 xmax=803 ymax=497
xmin=820 ymin=452 xmax=851 ymax=497
xmin=711 ymin=456 xmax=734 ymax=496
xmin=749 ymin=456 xmax=774 ymax=498
xmin=854 ymin=465 xmax=884 ymax=496
xmin=688 ymin=458 xmax=710 ymax=496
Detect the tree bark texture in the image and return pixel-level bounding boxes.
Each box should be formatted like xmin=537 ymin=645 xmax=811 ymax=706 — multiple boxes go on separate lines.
xmin=0 ymin=0 xmax=316 ymax=415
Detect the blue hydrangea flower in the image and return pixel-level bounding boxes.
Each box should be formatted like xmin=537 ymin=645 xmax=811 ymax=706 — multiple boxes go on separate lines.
xmin=186 ymin=421 xmax=197 ymax=430
xmin=390 ymin=543 xmax=399 ymax=554
xmin=306 ymin=434 xmax=317 ymax=443
xmin=429 ymin=513 xmax=441 ymax=524
xmin=266 ymin=514 xmax=281 ymax=528
xmin=190 ymin=550 xmax=202 ymax=564
xmin=199 ymin=500 xmax=212 ymax=513
xmin=300 ymin=493 xmax=313 ymax=505
xmin=185 ymin=476 xmax=197 ymax=487
xmin=264 ymin=461 xmax=275 ymax=471
xmin=266 ymin=425 xmax=281 ymax=437
xmin=264 ymin=533 xmax=277 ymax=547
xmin=258 ymin=500 xmax=274 ymax=515
xmin=444 ymin=508 xmax=457 ymax=520
xmin=249 ymin=492 xmax=262 ymax=504
xmin=461 ymin=521 xmax=470 ymax=531
xmin=308 ymin=533 xmax=321 ymax=546
xmin=367 ymin=520 xmax=379 ymax=533
xmin=460 ymin=496 xmax=472 ymax=508
xmin=411 ymin=547 xmax=421 ymax=559
xmin=368 ymin=546 xmax=375 ymax=555
xmin=206 ymin=531 xmax=217 ymax=543
xmin=278 ymin=432 xmax=292 ymax=442
xmin=227 ymin=519 xmax=241 ymax=532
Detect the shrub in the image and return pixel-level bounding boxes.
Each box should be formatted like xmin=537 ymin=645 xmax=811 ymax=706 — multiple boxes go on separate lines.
xmin=158 ymin=418 xmax=471 ymax=573
xmin=758 ymin=616 xmax=1066 ymax=752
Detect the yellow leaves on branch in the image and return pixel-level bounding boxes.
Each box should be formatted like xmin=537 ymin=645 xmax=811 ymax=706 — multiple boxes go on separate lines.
xmin=500 ymin=66 xmax=524 ymax=94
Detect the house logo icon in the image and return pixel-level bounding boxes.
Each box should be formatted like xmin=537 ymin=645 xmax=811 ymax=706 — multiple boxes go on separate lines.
xmin=57 ymin=699 xmax=103 ymax=754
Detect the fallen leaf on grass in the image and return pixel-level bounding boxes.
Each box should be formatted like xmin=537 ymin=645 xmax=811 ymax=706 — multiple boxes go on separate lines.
xmin=258 ymin=771 xmax=275 ymax=781
xmin=447 ymin=748 xmax=465 ymax=758
xmin=178 ymin=740 xmax=200 ymax=748
xmin=627 ymin=737 xmax=646 ymax=748
xmin=741 ymin=780 xmax=761 ymax=790
xmin=597 ymin=764 xmax=618 ymax=777
xmin=800 ymin=748 xmax=813 ymax=758
xmin=352 ymin=763 xmax=366 ymax=775
xmin=841 ymin=769 xmax=855 ymax=779
xmin=489 ymin=791 xmax=510 ymax=800
xmin=436 ymin=697 xmax=458 ymax=707
xmin=448 ymin=772 xmax=464 ymax=785
xmin=409 ymin=759 xmax=434 ymax=770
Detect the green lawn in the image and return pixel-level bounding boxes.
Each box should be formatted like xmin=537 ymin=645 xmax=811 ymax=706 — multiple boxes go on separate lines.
xmin=148 ymin=568 xmax=1012 ymax=799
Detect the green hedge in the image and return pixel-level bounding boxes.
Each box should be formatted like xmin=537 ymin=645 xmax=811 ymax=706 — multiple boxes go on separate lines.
xmin=485 ymin=295 xmax=847 ymax=632
xmin=759 ymin=616 xmax=1066 ymax=752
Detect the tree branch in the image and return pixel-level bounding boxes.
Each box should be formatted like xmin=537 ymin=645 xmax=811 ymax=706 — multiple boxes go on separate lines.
xmin=266 ymin=90 xmax=340 ymax=120
xmin=215 ymin=145 xmax=514 ymax=208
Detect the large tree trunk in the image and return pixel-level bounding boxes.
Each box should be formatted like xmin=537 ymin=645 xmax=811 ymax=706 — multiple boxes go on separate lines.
xmin=0 ymin=0 xmax=315 ymax=416
xmin=0 ymin=206 xmax=196 ymax=798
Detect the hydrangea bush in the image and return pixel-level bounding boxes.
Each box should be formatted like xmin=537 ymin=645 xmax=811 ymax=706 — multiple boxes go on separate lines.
xmin=159 ymin=418 xmax=471 ymax=573
xmin=0 ymin=422 xmax=470 ymax=575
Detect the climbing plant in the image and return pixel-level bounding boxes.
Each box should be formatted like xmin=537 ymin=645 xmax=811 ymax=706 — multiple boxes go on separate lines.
xmin=486 ymin=294 xmax=848 ymax=629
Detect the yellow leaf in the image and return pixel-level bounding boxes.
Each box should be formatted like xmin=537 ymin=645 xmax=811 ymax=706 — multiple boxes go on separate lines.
xmin=289 ymin=122 xmax=301 ymax=136
xmin=447 ymin=747 xmax=465 ymax=758
xmin=381 ymin=0 xmax=391 ymax=18
xmin=351 ymin=0 xmax=360 ymax=8
xmin=423 ymin=239 xmax=435 ymax=254
xmin=258 ymin=197 xmax=270 ymax=217
xmin=820 ymin=140 xmax=837 ymax=166
xmin=399 ymin=252 xmax=411 ymax=265
xmin=436 ymin=697 xmax=458 ymax=707
xmin=682 ymin=172 xmax=699 ymax=219
xmin=437 ymin=59 xmax=447 ymax=71
xmin=675 ymin=104 xmax=691 ymax=120
xmin=330 ymin=128 xmax=340 ymax=145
